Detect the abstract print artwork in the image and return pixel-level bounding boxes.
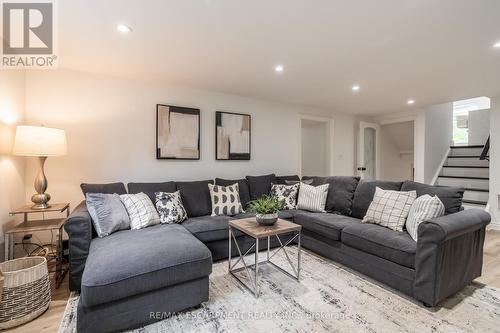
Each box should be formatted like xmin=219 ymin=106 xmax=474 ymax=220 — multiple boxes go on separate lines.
xmin=156 ymin=104 xmax=200 ymax=159
xmin=216 ymin=111 xmax=251 ymax=160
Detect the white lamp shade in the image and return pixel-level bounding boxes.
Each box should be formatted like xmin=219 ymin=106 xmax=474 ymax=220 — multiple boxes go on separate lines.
xmin=13 ymin=125 xmax=67 ymax=157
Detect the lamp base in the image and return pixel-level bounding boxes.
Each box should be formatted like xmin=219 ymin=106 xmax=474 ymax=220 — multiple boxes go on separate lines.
xmin=31 ymin=192 xmax=52 ymax=210
xmin=31 ymin=203 xmax=52 ymax=210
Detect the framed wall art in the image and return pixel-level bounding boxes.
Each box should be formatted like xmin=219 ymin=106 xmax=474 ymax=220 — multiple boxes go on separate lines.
xmin=216 ymin=111 xmax=251 ymax=160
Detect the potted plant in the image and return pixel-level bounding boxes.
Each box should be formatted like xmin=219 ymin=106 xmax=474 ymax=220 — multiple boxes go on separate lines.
xmin=248 ymin=195 xmax=284 ymax=226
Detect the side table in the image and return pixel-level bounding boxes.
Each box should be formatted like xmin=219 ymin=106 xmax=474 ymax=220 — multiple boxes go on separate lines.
xmin=6 ymin=203 xmax=70 ymax=288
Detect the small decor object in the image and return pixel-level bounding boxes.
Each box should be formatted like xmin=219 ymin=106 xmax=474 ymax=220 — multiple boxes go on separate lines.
xmin=216 ymin=111 xmax=251 ymax=160
xmin=86 ymin=193 xmax=130 ymax=237
xmin=13 ymin=125 xmax=67 ymax=209
xmin=156 ymin=104 xmax=200 ymax=159
xmin=208 ymin=183 xmax=244 ymax=216
xmin=155 ymin=191 xmax=188 ymax=224
xmin=120 ymin=193 xmax=160 ymax=230
xmin=296 ymin=183 xmax=329 ymax=213
xmin=405 ymin=194 xmax=445 ymax=241
xmin=362 ymin=187 xmax=417 ymax=232
xmin=248 ymin=195 xmax=283 ymax=225
xmin=270 ymin=183 xmax=300 ymax=210
xmin=0 ymin=257 xmax=51 ymax=329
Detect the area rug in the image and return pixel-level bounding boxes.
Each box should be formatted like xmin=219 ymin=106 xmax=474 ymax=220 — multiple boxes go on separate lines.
xmin=59 ymin=247 xmax=500 ymax=332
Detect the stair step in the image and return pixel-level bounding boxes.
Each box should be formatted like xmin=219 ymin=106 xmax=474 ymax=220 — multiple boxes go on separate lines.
xmin=437 ymin=177 xmax=489 ymax=190
xmin=462 ymin=199 xmax=488 ymax=206
xmin=449 ymin=147 xmax=484 ymax=157
xmin=445 ymin=157 xmax=489 ymax=167
xmin=463 ymin=190 xmax=489 ymax=202
xmin=450 ymin=145 xmax=484 ymax=149
xmin=438 ymin=176 xmax=489 ymax=180
xmin=447 ymin=155 xmax=488 ymax=158
xmin=442 ymin=166 xmax=489 ymax=168
xmin=441 ymin=166 xmax=489 ymax=178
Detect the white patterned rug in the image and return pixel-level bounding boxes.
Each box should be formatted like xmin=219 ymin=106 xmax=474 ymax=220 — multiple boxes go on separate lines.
xmin=59 ymin=247 xmax=500 ymax=333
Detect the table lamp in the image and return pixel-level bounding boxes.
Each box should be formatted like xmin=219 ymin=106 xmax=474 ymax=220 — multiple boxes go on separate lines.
xmin=13 ymin=125 xmax=67 ymax=209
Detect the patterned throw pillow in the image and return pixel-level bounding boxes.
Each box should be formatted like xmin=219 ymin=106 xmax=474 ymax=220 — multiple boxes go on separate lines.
xmin=270 ymin=183 xmax=299 ymax=209
xmin=362 ymin=187 xmax=417 ymax=232
xmin=208 ymin=183 xmax=244 ymax=216
xmin=296 ymin=183 xmax=329 ymax=212
xmin=155 ymin=191 xmax=188 ymax=224
xmin=405 ymin=194 xmax=445 ymax=241
xmin=120 ymin=192 xmax=160 ymax=230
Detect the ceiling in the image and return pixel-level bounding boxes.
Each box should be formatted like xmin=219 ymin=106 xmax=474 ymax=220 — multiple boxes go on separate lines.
xmin=58 ymin=0 xmax=500 ymax=115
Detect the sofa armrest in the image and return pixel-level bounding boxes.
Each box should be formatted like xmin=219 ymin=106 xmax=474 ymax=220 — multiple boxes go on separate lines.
xmin=414 ymin=209 xmax=490 ymax=306
xmin=64 ymin=200 xmax=94 ymax=291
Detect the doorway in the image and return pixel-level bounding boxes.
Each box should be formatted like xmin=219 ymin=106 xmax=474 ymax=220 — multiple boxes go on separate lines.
xmin=357 ymin=122 xmax=380 ymax=180
xmin=299 ymin=115 xmax=334 ymax=177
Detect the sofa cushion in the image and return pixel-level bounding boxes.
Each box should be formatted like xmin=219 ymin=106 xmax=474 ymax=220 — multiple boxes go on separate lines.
xmin=80 ymin=224 xmax=212 ymax=307
xmin=351 ymin=180 xmax=403 ymax=219
xmin=294 ymin=212 xmax=361 ymax=241
xmin=400 ymin=181 xmax=464 ymax=214
xmin=275 ymin=175 xmax=300 ymax=185
xmin=176 ymin=180 xmax=214 ymax=217
xmin=182 ymin=215 xmax=243 ymax=242
xmin=302 ymin=176 xmax=360 ymax=215
xmin=342 ymin=223 xmax=416 ymax=268
xmin=127 ymin=182 xmax=176 ymax=205
xmin=246 ymin=174 xmax=276 ymax=200
xmin=215 ymin=178 xmax=251 ymax=208
xmin=80 ymin=182 xmax=127 ymax=196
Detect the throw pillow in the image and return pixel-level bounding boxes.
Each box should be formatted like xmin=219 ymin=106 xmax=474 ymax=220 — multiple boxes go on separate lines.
xmin=120 ymin=192 xmax=160 ymax=230
xmin=246 ymin=174 xmax=276 ymax=200
xmin=86 ymin=193 xmax=130 ymax=238
xmin=362 ymin=187 xmax=417 ymax=232
xmin=80 ymin=182 xmax=127 ymax=196
xmin=270 ymin=183 xmax=300 ymax=210
xmin=208 ymin=183 xmax=244 ymax=216
xmin=296 ymin=183 xmax=329 ymax=212
xmin=405 ymin=194 xmax=445 ymax=241
xmin=215 ymin=178 xmax=251 ymax=209
xmin=155 ymin=191 xmax=188 ymax=224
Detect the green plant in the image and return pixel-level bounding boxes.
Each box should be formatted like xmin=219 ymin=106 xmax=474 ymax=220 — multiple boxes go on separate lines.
xmin=248 ymin=195 xmax=284 ymax=215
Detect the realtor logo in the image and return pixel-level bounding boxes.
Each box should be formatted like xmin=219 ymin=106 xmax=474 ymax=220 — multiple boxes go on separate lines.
xmin=1 ymin=0 xmax=57 ymax=68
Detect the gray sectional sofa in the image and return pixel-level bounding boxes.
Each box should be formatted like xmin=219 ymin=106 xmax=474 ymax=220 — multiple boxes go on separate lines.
xmin=65 ymin=174 xmax=491 ymax=333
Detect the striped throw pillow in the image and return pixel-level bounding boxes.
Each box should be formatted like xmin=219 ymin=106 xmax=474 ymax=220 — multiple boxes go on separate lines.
xmin=362 ymin=187 xmax=417 ymax=232
xmin=297 ymin=183 xmax=329 ymax=212
xmin=405 ymin=195 xmax=445 ymax=241
xmin=120 ymin=192 xmax=160 ymax=230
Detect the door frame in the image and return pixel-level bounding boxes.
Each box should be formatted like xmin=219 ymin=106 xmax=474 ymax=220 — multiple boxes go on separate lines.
xmin=358 ymin=121 xmax=381 ymax=180
xmin=297 ymin=114 xmax=335 ymax=178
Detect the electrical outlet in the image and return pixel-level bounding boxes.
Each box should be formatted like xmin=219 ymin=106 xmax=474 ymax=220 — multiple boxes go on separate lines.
xmin=23 ymin=234 xmax=32 ymax=241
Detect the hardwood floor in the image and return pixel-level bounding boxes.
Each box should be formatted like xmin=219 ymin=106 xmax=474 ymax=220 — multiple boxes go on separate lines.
xmin=7 ymin=230 xmax=500 ymax=332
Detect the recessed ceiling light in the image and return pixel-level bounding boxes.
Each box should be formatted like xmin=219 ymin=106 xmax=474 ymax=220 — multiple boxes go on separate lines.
xmin=275 ymin=65 xmax=284 ymax=73
xmin=407 ymin=99 xmax=415 ymax=105
xmin=352 ymin=85 xmax=360 ymax=91
xmin=494 ymin=41 xmax=500 ymax=48
xmin=116 ymin=24 xmax=132 ymax=33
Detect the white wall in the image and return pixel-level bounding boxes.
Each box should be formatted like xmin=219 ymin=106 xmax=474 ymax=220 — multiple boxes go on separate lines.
xmin=379 ymin=121 xmax=414 ymax=181
xmin=0 ymin=71 xmax=26 ymax=258
xmin=468 ymin=109 xmax=489 ymax=145
xmin=301 ymin=120 xmax=327 ymax=176
xmin=424 ymin=102 xmax=453 ymax=184
xmin=488 ymin=96 xmax=500 ymax=228
xmin=24 ymin=69 xmax=363 ymax=209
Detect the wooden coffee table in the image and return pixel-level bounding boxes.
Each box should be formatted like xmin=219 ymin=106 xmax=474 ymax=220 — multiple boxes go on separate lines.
xmin=228 ymin=217 xmax=302 ymax=297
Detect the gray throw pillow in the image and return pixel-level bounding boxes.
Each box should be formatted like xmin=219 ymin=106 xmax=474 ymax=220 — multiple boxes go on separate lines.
xmin=86 ymin=193 xmax=130 ymax=237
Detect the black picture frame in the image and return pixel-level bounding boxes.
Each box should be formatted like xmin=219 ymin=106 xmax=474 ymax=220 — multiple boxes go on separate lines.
xmin=156 ymin=104 xmax=201 ymax=160
xmin=215 ymin=111 xmax=251 ymax=160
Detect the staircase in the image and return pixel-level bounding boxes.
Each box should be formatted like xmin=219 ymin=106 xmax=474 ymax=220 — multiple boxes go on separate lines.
xmin=436 ymin=143 xmax=489 ymax=209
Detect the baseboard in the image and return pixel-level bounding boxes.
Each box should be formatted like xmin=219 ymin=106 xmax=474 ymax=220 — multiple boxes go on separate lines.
xmin=487 ymin=221 xmax=500 ymax=231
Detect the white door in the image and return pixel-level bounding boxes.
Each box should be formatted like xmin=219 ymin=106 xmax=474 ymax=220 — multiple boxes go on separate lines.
xmin=358 ymin=122 xmax=380 ymax=180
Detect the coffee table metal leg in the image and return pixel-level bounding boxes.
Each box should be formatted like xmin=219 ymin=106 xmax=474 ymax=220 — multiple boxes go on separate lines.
xmin=297 ymin=230 xmax=301 ymax=280
xmin=228 ymin=227 xmax=232 ymax=270
xmin=255 ymin=237 xmax=259 ymax=297
xmin=267 ymin=236 xmax=270 ymax=262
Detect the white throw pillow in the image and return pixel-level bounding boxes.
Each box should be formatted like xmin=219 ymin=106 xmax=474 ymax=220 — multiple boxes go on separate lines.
xmin=120 ymin=192 xmax=160 ymax=230
xmin=362 ymin=187 xmax=417 ymax=232
xmin=297 ymin=183 xmax=329 ymax=212
xmin=270 ymin=183 xmax=300 ymax=210
xmin=208 ymin=183 xmax=244 ymax=216
xmin=405 ymin=194 xmax=445 ymax=241
xmin=155 ymin=191 xmax=187 ymax=224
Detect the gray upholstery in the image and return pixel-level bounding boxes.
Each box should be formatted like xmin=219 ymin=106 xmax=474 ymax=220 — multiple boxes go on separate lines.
xmin=215 ymin=178 xmax=251 ymax=208
xmin=127 ymin=182 xmax=176 ymax=205
xmin=182 ymin=215 xmax=242 ymax=242
xmin=80 ymin=182 xmax=127 ymax=196
xmin=400 ymin=181 xmax=464 ymax=214
xmin=85 ymin=193 xmax=130 ymax=238
xmin=342 ymin=223 xmax=416 ymax=268
xmin=80 ymin=224 xmax=212 ymax=307
xmin=351 ymin=180 xmax=403 ymax=219
xmin=176 ymin=180 xmax=214 ymax=217
xmin=302 ymin=176 xmax=360 ymax=215
xmin=246 ymin=174 xmax=276 ymax=199
xmin=294 ymin=212 xmax=361 ymax=241
xmin=275 ymin=175 xmax=300 ymax=184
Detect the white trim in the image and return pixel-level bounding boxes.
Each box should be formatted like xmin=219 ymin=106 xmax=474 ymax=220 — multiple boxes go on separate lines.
xmin=430 ymin=147 xmax=450 ymax=185
xmin=378 ymin=115 xmax=417 ymax=125
xmin=358 ymin=121 xmax=380 ymax=180
xmin=297 ymin=114 xmax=335 ymax=178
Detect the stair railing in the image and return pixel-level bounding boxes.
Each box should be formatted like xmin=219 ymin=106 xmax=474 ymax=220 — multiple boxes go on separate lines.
xmin=479 ymin=136 xmax=489 ymax=161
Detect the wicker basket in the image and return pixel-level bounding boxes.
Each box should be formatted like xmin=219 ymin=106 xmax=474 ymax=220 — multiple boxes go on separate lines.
xmin=0 ymin=257 xmax=51 ymax=329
